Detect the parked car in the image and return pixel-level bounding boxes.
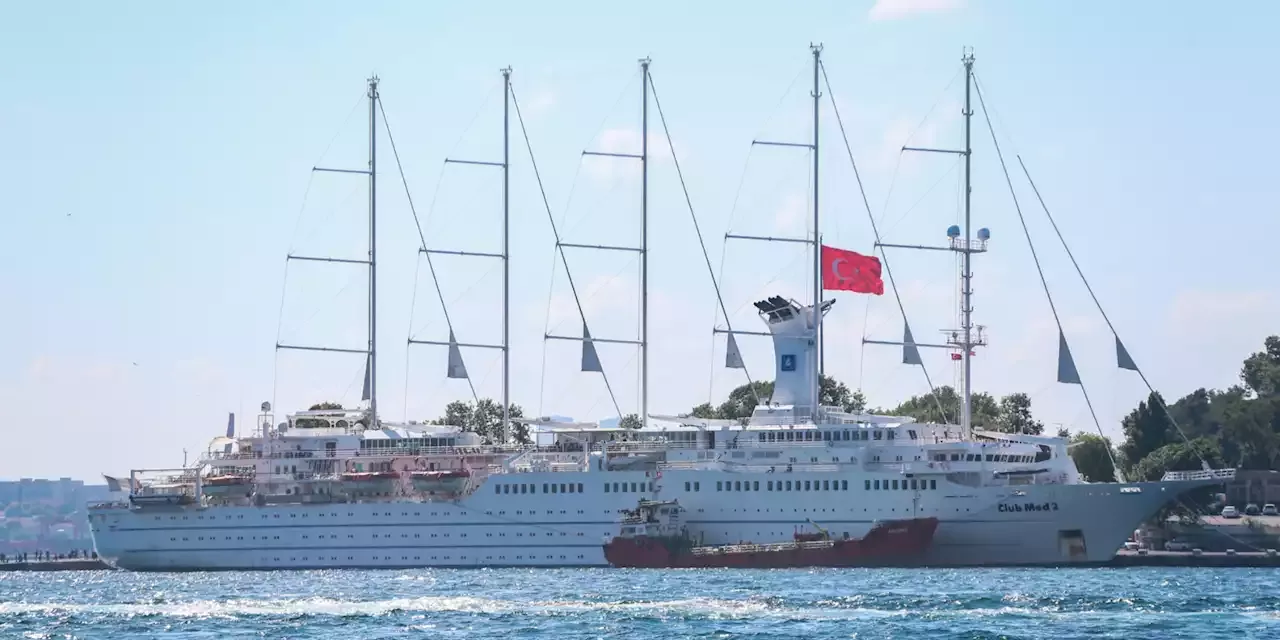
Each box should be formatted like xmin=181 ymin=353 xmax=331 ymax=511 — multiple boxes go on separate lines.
xmin=1246 ymin=503 xmax=1261 ymax=516
xmin=1222 ymin=506 xmax=1241 ymax=518
xmin=1165 ymin=539 xmax=1194 ymax=552
xmin=1263 ymin=504 xmax=1278 ymax=516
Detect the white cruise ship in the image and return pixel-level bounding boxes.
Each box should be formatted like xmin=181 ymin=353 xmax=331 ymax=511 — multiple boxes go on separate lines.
xmin=90 ymin=58 xmax=1234 ymax=570
xmin=88 ymin=293 xmax=1232 ymax=570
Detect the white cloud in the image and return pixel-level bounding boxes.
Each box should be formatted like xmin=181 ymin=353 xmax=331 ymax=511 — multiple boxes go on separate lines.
xmin=868 ymin=0 xmax=965 ymax=21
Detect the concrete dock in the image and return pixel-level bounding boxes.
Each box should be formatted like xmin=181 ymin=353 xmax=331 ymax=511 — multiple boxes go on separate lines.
xmin=1110 ymin=549 xmax=1280 ymax=568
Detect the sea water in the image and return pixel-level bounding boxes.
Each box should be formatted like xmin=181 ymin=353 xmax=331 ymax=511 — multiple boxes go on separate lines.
xmin=0 ymin=567 xmax=1276 ymax=639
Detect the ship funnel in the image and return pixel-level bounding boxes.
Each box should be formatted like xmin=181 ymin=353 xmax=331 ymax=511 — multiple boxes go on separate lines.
xmin=752 ymin=295 xmax=831 ymax=413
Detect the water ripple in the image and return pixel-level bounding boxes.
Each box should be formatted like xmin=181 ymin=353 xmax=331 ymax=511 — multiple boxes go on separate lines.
xmin=0 ymin=568 xmax=1276 ymax=639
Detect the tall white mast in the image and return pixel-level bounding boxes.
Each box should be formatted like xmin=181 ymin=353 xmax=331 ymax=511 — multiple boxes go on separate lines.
xmin=408 ymin=68 xmax=513 ymax=441
xmin=547 ymin=58 xmax=651 ymax=424
xmin=367 ymin=76 xmax=379 ymax=423
xmin=278 ymin=76 xmax=381 ymax=426
xmin=640 ymin=57 xmax=650 ymax=428
xmin=810 ymin=43 xmax=823 ymax=413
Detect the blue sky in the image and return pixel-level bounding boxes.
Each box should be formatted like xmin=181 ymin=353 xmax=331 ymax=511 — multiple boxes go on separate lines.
xmin=2 ymin=0 xmax=1278 ymax=481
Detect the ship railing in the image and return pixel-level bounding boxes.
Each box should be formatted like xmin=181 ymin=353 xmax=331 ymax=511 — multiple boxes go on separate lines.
xmin=657 ymin=460 xmax=843 ymax=473
xmin=1161 ymin=468 xmax=1237 ymax=482
xmin=689 ymin=539 xmax=833 ymax=555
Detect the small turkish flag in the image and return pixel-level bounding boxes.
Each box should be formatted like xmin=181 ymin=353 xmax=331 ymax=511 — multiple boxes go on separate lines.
xmin=821 ymin=245 xmax=884 ymax=295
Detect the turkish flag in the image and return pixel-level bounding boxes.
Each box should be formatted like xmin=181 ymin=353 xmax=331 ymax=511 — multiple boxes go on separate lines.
xmin=821 ymin=245 xmax=884 ymax=295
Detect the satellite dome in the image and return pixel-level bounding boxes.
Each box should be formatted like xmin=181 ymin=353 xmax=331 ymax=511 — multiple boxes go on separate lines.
xmin=977 ymin=227 xmax=991 ymax=241
xmin=946 ymin=225 xmax=961 ymax=238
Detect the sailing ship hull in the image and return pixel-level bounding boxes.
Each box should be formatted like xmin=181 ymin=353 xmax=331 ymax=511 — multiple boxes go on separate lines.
xmin=89 ymin=471 xmax=1216 ymax=571
xmin=603 ymin=517 xmax=937 ymax=569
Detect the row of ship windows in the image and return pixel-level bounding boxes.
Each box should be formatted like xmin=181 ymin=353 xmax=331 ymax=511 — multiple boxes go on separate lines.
xmin=759 ymin=429 xmax=905 ymax=443
xmin=169 ymin=531 xmax=585 ymax=542
xmin=711 ymin=478 xmax=940 ymax=492
xmin=495 ymin=483 xmax=587 ymax=495
xmin=933 ymin=453 xmax=1036 ymax=463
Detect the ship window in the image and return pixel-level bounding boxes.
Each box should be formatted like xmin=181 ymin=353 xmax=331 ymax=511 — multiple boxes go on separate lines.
xmin=823 ymin=480 xmax=830 ymax=490
xmin=767 ymin=480 xmax=774 ymax=491
xmin=785 ymin=480 xmax=792 ymax=490
xmin=886 ymin=431 xmax=896 ymax=441
xmin=873 ymin=431 xmax=883 ymax=440
xmin=694 ymin=481 xmax=700 ymax=491
xmin=495 ymin=485 xmax=501 ymax=494
xmin=734 ymin=481 xmax=741 ymax=491
xmin=892 ymin=480 xmax=899 ymax=490
xmin=753 ymin=481 xmax=759 ymax=491
xmin=551 ymin=484 xmax=558 ymax=494
xmin=803 ymin=481 xmax=810 ymax=490
xmin=842 ymin=480 xmax=848 ymax=490
xmin=520 ymin=484 xmax=527 ymax=494
xmin=930 ymin=479 xmax=937 ymax=490
xmin=716 ymin=481 xmax=722 ymax=491
xmin=985 ymin=455 xmax=994 ymax=462
xmin=843 ymin=431 xmax=850 ymax=441
xmin=543 ymin=483 xmax=549 ymax=493
xmin=578 ymin=483 xmax=583 ymax=493
xmin=649 ymin=482 xmax=655 ymax=492
xmin=910 ymin=479 xmax=918 ymax=490
xmin=822 ymin=431 xmax=831 ymax=441
xmin=604 ymin=483 xmax=611 ymax=493
xmin=951 ymin=454 xmax=960 ymax=461
xmin=865 ymin=480 xmax=871 ymax=490
xmin=684 ymin=481 xmax=690 ymax=492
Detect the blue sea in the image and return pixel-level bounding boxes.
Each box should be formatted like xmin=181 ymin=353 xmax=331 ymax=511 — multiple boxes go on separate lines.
xmin=0 ymin=568 xmax=1277 ymax=639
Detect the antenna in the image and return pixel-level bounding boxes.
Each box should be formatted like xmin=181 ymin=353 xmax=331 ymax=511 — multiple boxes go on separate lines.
xmin=407 ymin=68 xmax=513 ymax=441
xmin=545 ymin=57 xmax=651 ymax=425
xmin=278 ymin=76 xmax=380 ymax=426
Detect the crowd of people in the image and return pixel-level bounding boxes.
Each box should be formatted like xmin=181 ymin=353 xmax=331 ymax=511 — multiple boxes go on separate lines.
xmin=0 ymin=549 xmax=98 ymax=563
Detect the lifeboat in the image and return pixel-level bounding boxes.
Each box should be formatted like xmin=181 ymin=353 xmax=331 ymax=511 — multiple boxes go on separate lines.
xmin=338 ymin=470 xmax=400 ymax=493
xmin=410 ymin=469 xmax=470 ymax=493
xmin=201 ymin=474 xmax=253 ymax=496
xmin=603 ymin=499 xmax=938 ymax=569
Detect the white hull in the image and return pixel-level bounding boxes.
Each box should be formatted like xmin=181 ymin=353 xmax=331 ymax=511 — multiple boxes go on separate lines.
xmin=90 ymin=469 xmax=1211 ymax=570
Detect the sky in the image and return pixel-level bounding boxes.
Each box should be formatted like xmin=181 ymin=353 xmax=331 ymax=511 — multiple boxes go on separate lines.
xmin=2 ymin=0 xmax=1279 ymax=481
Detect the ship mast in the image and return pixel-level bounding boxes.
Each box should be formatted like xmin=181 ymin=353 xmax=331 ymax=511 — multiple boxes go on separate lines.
xmin=721 ymin=43 xmax=826 ymax=418
xmin=809 ymin=43 xmax=823 ymax=411
xmin=407 ymin=68 xmax=513 ymax=441
xmin=546 ymin=58 xmax=651 ymax=424
xmin=278 ymin=75 xmax=381 ymax=426
xmin=871 ymin=50 xmax=987 ymax=438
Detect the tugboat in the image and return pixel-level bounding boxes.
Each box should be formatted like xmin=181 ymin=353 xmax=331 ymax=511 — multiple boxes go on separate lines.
xmin=603 ymin=499 xmax=938 ymax=568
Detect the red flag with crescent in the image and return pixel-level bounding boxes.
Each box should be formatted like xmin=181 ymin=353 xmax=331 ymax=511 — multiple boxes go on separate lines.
xmin=821 ymin=245 xmax=883 ymax=295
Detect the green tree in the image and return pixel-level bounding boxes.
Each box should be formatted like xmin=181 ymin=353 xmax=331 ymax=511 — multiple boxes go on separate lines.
xmin=1241 ymin=336 xmax=1280 ymax=397
xmin=308 ymin=401 xmax=344 ymax=411
xmin=995 ymin=392 xmax=1044 ymax=435
xmin=1132 ymin=437 xmax=1224 ymax=481
xmin=618 ymin=414 xmax=643 ymax=429
xmin=714 ymin=380 xmax=774 ymax=420
xmin=689 ymin=403 xmax=717 ymax=419
xmin=1056 ymin=426 xmax=1071 ymax=438
xmin=1070 ymin=433 xmax=1117 ymax=482
xmin=819 ymin=375 xmax=867 ymax=413
xmin=433 ymin=398 xmax=524 ymax=444
xmin=1118 ymin=391 xmax=1174 ymax=474
xmin=887 ymin=386 xmax=999 ymax=427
